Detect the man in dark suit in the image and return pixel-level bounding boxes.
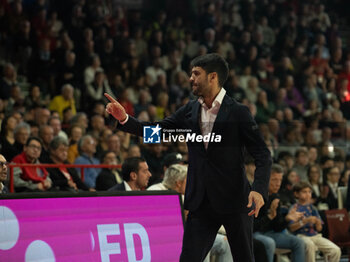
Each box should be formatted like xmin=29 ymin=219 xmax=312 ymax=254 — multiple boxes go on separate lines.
xmin=108 ymin=157 xmax=151 ymax=191
xmin=105 ymin=53 xmax=272 ymax=261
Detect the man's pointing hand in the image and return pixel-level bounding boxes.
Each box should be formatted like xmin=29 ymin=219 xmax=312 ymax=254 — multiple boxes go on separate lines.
xmin=105 ymin=93 xmax=127 ymax=122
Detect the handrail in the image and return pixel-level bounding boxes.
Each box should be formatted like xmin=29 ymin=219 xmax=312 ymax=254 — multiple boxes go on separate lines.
xmin=8 ymin=163 xmax=122 ymax=193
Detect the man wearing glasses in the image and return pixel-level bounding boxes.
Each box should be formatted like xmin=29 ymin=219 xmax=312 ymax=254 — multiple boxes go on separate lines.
xmin=0 ymin=154 xmax=9 ymax=194
xmin=12 ymin=137 xmax=52 ymax=192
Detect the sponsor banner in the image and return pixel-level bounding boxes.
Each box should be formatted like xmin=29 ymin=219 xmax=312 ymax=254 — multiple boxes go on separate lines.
xmin=0 ymin=193 xmax=183 ymax=262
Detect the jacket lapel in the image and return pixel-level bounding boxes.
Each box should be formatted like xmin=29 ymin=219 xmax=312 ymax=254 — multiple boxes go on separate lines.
xmin=189 ymin=100 xmax=206 ymax=153
xmin=190 ymin=100 xmax=201 ymax=135
xmin=207 ymin=95 xmax=233 ymax=152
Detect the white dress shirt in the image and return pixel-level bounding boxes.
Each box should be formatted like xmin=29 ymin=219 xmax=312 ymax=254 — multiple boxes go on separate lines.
xmin=124 ymin=181 xmax=132 ymax=191
xmin=327 ymin=182 xmax=338 ymax=199
xmin=198 ymin=88 xmax=226 ymax=149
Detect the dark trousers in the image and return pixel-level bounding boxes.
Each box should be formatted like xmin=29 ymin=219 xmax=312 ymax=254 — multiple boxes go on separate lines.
xmin=180 ymin=197 xmax=254 ymax=262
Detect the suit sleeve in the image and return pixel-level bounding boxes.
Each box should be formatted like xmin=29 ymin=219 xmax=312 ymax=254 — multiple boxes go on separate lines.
xmin=237 ymin=105 xmax=272 ymax=201
xmin=116 ymin=103 xmax=189 ymax=136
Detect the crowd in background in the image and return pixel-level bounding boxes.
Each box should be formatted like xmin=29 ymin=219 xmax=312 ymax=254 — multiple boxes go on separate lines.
xmin=1 ymin=0 xmax=350 ymax=260
xmin=0 ymin=0 xmax=350 ymax=206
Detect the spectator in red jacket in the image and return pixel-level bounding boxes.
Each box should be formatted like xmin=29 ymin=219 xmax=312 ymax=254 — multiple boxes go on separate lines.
xmin=12 ymin=136 xmax=52 ymax=192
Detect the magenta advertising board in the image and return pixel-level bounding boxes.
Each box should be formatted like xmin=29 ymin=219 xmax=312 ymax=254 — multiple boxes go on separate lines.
xmin=0 ymin=192 xmax=184 ymax=262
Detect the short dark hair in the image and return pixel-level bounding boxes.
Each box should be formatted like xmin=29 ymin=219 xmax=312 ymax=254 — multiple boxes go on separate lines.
xmin=190 ymin=53 xmax=229 ymax=87
xmin=26 ymin=136 xmax=43 ymax=147
xmin=293 ymin=181 xmax=312 ymax=193
xmin=100 ymin=150 xmax=115 ymax=163
xmin=121 ymin=157 xmax=146 ymax=182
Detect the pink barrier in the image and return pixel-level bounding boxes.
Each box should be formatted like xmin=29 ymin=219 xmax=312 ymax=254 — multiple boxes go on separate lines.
xmin=0 ymin=193 xmax=184 ymax=261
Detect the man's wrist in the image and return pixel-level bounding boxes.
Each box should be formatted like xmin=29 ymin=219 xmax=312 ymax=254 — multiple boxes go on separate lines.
xmin=119 ymin=114 xmax=129 ymax=125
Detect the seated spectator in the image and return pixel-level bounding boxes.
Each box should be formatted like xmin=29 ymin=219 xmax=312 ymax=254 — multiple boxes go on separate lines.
xmin=289 ymin=182 xmax=341 ymax=262
xmin=256 ymin=90 xmax=275 ymax=124
xmin=148 ymin=163 xmax=187 ymax=192
xmin=49 ymin=84 xmax=76 ymax=120
xmin=145 ymin=57 xmax=166 ymax=87
xmin=12 ymin=137 xmax=52 ymax=192
xmin=6 ymin=122 xmax=31 ymax=161
xmin=283 ymin=75 xmax=304 ymax=117
xmin=5 ymin=85 xmax=24 ymax=114
xmin=46 ymin=136 xmax=89 ymax=191
xmin=74 ymin=135 xmax=100 ymax=188
xmin=84 ymin=54 xmax=103 ymax=86
xmin=0 ymin=63 xmax=18 ymax=100
xmin=95 ymin=151 xmax=122 ymax=191
xmin=323 ymin=166 xmax=341 ymax=209
xmin=55 ymin=51 xmax=80 ymax=89
xmin=127 ymin=144 xmax=141 ymax=158
xmin=24 ymin=85 xmax=48 ymax=110
xmin=292 ymin=148 xmax=310 ymax=182
xmin=48 ymin=116 xmax=68 ymax=140
xmin=70 ymin=112 xmax=89 ymax=132
xmin=108 ymin=157 xmax=151 ymax=191
xmin=254 ymin=164 xmax=305 ymax=262
xmin=307 ymin=164 xmax=328 ymax=209
xmin=95 ymin=127 xmax=112 ymax=159
xmin=34 ymin=107 xmax=51 ymax=127
xmin=106 ymin=133 xmax=124 ymax=164
xmin=0 ymin=154 xmax=9 ymax=194
xmin=61 ymin=107 xmax=73 ymax=132
xmin=0 ymin=115 xmax=18 ymax=161
xmin=67 ymin=124 xmax=84 ymax=163
xmin=279 ymin=169 xmax=298 ymax=208
xmin=86 ymin=70 xmax=112 ymax=107
xmin=87 ymin=114 xmax=105 ymax=141
xmin=38 ymin=125 xmax=54 ymax=163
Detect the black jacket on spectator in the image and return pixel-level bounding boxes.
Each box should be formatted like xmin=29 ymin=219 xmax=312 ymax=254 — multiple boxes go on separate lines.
xmin=108 ymin=182 xmax=126 ymax=192
xmin=46 ymin=158 xmax=89 ymax=191
xmin=95 ymin=168 xmax=119 ymax=191
xmin=324 ymin=185 xmax=338 ymax=210
xmin=0 ymin=137 xmax=23 ymax=162
xmin=254 ymin=193 xmax=289 ymax=233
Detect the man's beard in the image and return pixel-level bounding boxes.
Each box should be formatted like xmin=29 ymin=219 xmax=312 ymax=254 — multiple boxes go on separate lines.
xmin=191 ymin=83 xmax=201 ymax=96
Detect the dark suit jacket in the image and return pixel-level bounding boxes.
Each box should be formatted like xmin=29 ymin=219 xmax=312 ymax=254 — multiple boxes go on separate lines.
xmin=96 ymin=168 xmax=119 ymax=191
xmin=325 ymin=184 xmax=338 ymax=210
xmin=118 ymin=95 xmax=272 ymax=213
xmin=108 ymin=182 xmax=126 ymax=192
xmin=1 ymin=184 xmax=9 ymax=194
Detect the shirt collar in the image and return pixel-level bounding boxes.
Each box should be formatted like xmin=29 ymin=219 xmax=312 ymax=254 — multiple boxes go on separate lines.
xmin=198 ymin=88 xmax=226 ymax=109
xmin=328 ymin=182 xmax=338 ymax=188
xmin=0 ymin=182 xmax=4 ymax=193
xmin=124 ymin=181 xmax=132 ymax=191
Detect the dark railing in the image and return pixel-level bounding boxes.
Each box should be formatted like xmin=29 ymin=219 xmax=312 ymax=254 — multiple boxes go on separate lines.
xmin=8 ymin=163 xmax=122 ymax=193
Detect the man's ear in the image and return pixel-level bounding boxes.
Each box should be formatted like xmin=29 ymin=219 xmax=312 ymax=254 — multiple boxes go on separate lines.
xmin=175 ymin=180 xmax=181 ymax=189
xmin=130 ymin=171 xmax=137 ymax=181
xmin=293 ymin=191 xmax=298 ymax=198
xmin=211 ymin=72 xmax=219 ymax=85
